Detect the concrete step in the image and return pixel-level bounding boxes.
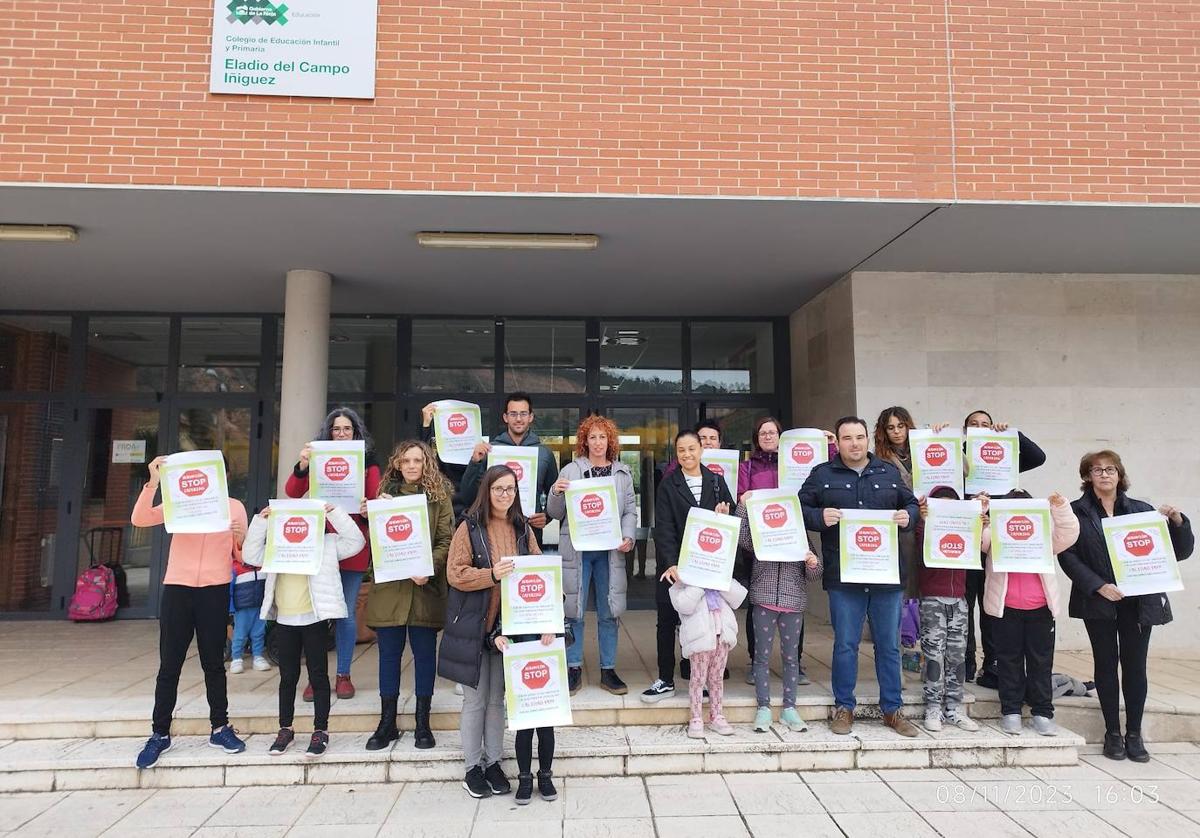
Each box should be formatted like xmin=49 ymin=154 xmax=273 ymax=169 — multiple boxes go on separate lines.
xmin=0 ymin=721 xmax=1083 ymax=792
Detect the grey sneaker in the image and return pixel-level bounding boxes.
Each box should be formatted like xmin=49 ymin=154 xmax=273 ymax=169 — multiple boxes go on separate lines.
xmin=1000 ymin=713 xmax=1022 ymax=735
xmin=945 ymin=710 xmax=980 ymax=732
xmin=1031 ymin=715 xmax=1057 ymax=736
xmin=743 ymin=666 xmax=755 ymax=685
xmin=923 ymin=708 xmax=943 ymax=732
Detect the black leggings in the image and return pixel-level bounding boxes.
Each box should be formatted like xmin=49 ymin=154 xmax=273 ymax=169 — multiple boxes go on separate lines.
xmin=276 ymin=621 xmax=331 ymax=731
xmin=153 ymin=583 xmax=230 ymax=736
xmin=1085 ymin=601 xmax=1152 ymax=735
xmin=515 ymin=726 xmax=555 ymax=774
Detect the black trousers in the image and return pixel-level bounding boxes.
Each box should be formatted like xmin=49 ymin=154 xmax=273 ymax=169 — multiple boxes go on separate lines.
xmin=656 ymin=595 xmax=682 ymax=683
xmin=152 ymin=583 xmax=230 ymax=736
xmin=965 ymin=569 xmax=996 ymax=673
xmin=276 ymin=621 xmax=331 ymax=731
xmin=992 ymin=606 xmax=1054 ymax=718
xmin=1085 ymin=600 xmax=1152 ymax=735
xmin=515 ymin=726 xmax=555 ymax=774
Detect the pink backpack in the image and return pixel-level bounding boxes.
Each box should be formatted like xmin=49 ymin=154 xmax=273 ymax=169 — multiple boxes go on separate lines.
xmin=68 ymin=565 xmax=118 ymax=621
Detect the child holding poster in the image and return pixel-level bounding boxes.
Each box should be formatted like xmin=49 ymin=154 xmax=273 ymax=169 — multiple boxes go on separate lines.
xmin=669 ymin=575 xmax=747 ymax=738
xmin=983 ymin=489 xmax=1079 ymax=737
xmin=242 ymin=502 xmax=365 ymax=758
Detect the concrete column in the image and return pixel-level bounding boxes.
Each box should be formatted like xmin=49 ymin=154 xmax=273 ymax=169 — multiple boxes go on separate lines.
xmin=277 ymin=269 xmax=331 ymax=493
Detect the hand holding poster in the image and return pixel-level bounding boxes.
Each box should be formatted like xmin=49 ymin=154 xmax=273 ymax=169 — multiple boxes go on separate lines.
xmin=367 ymin=495 xmax=434 ymax=583
xmin=309 ymin=440 xmax=366 ymax=515
xmin=489 ymin=445 xmax=539 ymax=517
xmin=701 ymin=449 xmax=740 ymax=501
xmin=1103 ymin=512 xmax=1184 ymax=596
xmin=564 ymin=477 xmax=622 ymax=551
xmin=264 ymin=499 xmax=326 ymax=576
xmin=160 ymin=450 xmax=232 ymax=533
xmin=965 ymin=428 xmax=1020 ymax=496
xmin=677 ymin=507 xmax=741 ymax=591
xmin=778 ymin=429 xmax=829 ymax=488
xmin=745 ymin=489 xmax=808 ymax=562
xmin=909 ymin=429 xmax=964 ymax=497
xmin=432 ymin=400 xmax=482 ymax=465
xmin=501 ymin=555 xmax=565 ymax=635
xmin=839 ymin=510 xmax=900 ymax=584
xmin=504 ymin=637 xmax=573 ymax=731
xmin=989 ymin=498 xmax=1053 ymax=573
xmin=922 ymin=498 xmax=983 ymax=569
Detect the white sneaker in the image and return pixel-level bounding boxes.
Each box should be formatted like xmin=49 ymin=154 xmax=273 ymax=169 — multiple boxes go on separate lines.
xmin=923 ymin=708 xmax=943 ymax=732
xmin=945 ymin=710 xmax=980 ymax=732
xmin=1031 ymin=716 xmax=1058 ymax=736
xmin=229 ymin=658 xmax=244 ymax=674
xmin=252 ymin=656 xmax=271 ymax=672
xmin=455 ymin=683 xmax=464 ymax=696
xmin=1000 ymin=713 xmax=1022 ymax=735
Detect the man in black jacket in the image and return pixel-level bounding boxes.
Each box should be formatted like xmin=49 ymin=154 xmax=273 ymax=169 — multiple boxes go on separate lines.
xmin=798 ymin=416 xmax=920 ymax=737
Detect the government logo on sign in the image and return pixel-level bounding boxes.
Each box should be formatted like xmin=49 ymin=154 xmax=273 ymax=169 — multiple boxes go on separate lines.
xmin=762 ymin=503 xmax=788 ymax=529
xmin=385 ymin=515 xmax=413 ymax=542
xmin=580 ymin=493 xmax=605 ymax=518
xmin=791 ymin=443 xmax=814 ymax=465
xmin=446 ymin=413 xmax=470 ymax=436
xmin=324 ymin=457 xmax=350 ymax=482
xmin=1124 ymin=530 xmax=1155 ymax=557
xmin=924 ymin=444 xmax=948 ymax=467
xmin=698 ymin=527 xmax=724 ymax=553
xmin=518 ymin=574 xmax=546 ymax=603
xmin=227 ymin=0 xmax=289 ymax=25
xmin=1006 ymin=516 xmax=1035 ymax=541
xmin=939 ymin=533 xmax=965 ymax=558
xmin=856 ymin=527 xmax=882 ymax=552
xmin=980 ymin=442 xmax=1006 ymax=465
xmin=505 ymin=461 xmax=524 ymax=482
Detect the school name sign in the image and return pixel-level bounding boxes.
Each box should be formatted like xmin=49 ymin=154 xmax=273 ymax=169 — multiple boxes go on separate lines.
xmin=209 ymin=0 xmax=377 ymax=99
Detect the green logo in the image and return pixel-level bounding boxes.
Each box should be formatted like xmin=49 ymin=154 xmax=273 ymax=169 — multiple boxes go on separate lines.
xmin=227 ymin=0 xmax=289 ymax=25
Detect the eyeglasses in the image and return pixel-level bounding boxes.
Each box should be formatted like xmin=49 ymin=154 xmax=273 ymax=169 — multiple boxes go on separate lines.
xmin=506 ymin=411 xmax=532 ymax=419
xmin=490 ymin=485 xmax=517 ymax=496
xmin=757 ymin=430 xmax=779 ymax=438
xmin=1090 ymin=466 xmax=1119 ymax=477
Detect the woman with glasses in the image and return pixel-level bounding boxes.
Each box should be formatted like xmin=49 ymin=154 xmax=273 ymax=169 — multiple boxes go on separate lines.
xmin=1058 ymin=450 xmax=1193 ymax=762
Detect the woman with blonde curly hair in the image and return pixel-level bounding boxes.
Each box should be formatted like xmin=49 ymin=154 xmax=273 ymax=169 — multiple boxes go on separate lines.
xmin=362 ymin=440 xmax=455 ymax=751
xmin=547 ymin=414 xmax=637 ymax=695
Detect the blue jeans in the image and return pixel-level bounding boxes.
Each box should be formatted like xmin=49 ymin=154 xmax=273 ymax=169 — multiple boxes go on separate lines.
xmin=231 ymin=605 xmax=265 ymax=658
xmin=335 ymin=570 xmax=364 ymax=676
xmin=375 ymin=625 xmax=439 ymax=698
xmin=567 ymin=551 xmax=618 ymax=669
xmin=828 ymin=587 xmax=903 ymax=714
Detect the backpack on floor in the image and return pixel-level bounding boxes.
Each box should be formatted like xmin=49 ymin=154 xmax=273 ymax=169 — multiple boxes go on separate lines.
xmin=68 ymin=564 xmax=118 ymax=622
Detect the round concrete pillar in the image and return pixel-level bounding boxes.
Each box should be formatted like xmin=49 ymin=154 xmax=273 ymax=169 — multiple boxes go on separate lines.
xmin=277 ymin=269 xmax=331 ymax=493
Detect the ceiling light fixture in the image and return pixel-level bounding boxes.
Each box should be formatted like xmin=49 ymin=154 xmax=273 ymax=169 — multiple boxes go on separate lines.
xmin=0 ymin=224 xmax=78 ymax=242
xmin=417 ymin=232 xmax=599 ymax=250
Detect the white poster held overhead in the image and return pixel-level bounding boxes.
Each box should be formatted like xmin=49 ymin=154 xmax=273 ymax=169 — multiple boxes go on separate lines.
xmin=778 ymin=429 xmax=828 ymax=489
xmin=432 ymin=400 xmax=483 ymax=465
xmin=308 ymin=440 xmax=365 ymax=515
xmin=367 ymin=495 xmax=434 ymax=583
xmin=264 ymin=499 xmax=326 ymax=576
xmin=488 ymin=445 xmax=539 ymax=517
xmin=909 ymin=429 xmax=964 ymax=498
xmin=160 ymin=450 xmax=231 ymax=534
xmin=965 ymin=427 xmax=1020 ymax=496
xmin=700 ymin=449 xmax=740 ymax=501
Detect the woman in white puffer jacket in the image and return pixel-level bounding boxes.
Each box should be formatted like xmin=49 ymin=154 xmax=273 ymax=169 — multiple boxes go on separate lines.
xmin=243 ymin=503 xmax=364 ymax=758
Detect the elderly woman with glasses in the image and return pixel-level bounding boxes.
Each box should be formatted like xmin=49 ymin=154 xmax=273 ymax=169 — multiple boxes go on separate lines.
xmin=1058 ymin=450 xmax=1194 ymax=763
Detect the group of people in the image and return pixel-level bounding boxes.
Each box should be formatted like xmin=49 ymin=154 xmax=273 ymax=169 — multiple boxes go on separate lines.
xmin=132 ymin=393 xmax=1193 ymax=799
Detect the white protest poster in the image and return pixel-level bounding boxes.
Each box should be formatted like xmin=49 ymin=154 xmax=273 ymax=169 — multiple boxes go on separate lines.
xmin=432 ymin=400 xmax=482 ymax=465
xmin=501 ymin=555 xmax=565 ymax=635
xmin=504 ymin=638 xmax=573 ymax=731
xmin=1103 ymin=512 xmax=1184 ymax=597
xmin=264 ymin=499 xmax=325 ymax=576
xmin=489 ymin=445 xmax=539 ymax=517
xmin=209 ymin=0 xmax=378 ymax=99
xmin=564 ymin=477 xmax=622 ymax=551
xmin=160 ymin=450 xmax=231 ymax=534
xmin=965 ymin=428 xmax=1020 ymax=496
xmin=308 ymin=440 xmax=365 ymax=515
xmin=676 ymin=507 xmax=741 ymax=591
xmin=909 ymin=429 xmax=964 ymax=497
xmin=839 ymin=510 xmax=900 ymax=585
xmin=701 ymin=449 xmax=740 ymax=501
xmin=922 ymin=498 xmax=983 ymax=570
xmin=778 ymin=429 xmax=828 ymax=489
xmin=745 ymin=489 xmax=808 ymax=561
xmin=367 ymin=495 xmax=433 ymax=583
xmin=989 ymin=498 xmax=1054 ymax=574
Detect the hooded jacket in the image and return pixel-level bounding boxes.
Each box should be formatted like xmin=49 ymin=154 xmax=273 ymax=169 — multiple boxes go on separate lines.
xmin=982 ymin=500 xmax=1079 ymax=619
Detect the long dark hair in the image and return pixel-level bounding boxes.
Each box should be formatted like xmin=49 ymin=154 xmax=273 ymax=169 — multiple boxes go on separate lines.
xmin=874 ymin=406 xmax=915 ymax=464
xmin=317 ymin=406 xmax=374 ymax=455
xmin=467 ymin=464 xmax=526 ymax=528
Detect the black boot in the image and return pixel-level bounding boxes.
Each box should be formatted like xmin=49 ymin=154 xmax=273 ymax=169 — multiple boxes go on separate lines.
xmin=1103 ymin=731 xmax=1127 ymax=761
xmin=1125 ymin=731 xmax=1150 ymax=763
xmin=365 ymin=696 xmax=399 ymax=751
xmin=515 ymin=772 xmax=534 ymax=805
xmin=414 ymin=695 xmax=436 ymax=750
xmin=537 ymin=769 xmax=558 ymax=801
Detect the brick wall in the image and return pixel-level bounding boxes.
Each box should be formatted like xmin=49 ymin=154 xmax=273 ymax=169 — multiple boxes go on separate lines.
xmin=0 ymin=1 xmax=1196 ymax=200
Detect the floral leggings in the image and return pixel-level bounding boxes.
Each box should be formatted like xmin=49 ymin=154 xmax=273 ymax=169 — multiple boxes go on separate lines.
xmin=688 ymin=638 xmax=732 ymax=721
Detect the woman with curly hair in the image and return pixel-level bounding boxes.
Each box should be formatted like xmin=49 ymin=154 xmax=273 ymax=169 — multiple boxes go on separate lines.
xmin=547 ymin=414 xmax=637 ymax=696
xmin=362 ymin=440 xmax=454 ymax=751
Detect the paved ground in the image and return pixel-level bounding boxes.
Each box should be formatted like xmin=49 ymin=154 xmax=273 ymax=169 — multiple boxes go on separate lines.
xmin=6 ymin=749 xmax=1200 ymax=838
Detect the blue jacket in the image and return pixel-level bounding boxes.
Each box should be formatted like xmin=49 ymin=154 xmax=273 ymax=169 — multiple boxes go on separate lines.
xmin=797 ymin=454 xmax=919 ymax=592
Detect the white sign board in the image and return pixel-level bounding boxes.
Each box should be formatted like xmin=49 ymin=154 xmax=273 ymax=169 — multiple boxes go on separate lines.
xmin=112 ymin=440 xmax=147 ymax=464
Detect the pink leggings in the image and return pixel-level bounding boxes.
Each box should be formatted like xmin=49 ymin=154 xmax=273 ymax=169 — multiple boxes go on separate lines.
xmin=688 ymin=639 xmax=731 ymax=721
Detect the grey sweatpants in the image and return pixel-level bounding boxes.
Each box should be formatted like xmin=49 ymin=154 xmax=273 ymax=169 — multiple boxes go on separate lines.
xmin=920 ymin=596 xmax=968 ymax=712
xmin=752 ymin=605 xmax=804 ymax=709
xmin=461 ymin=650 xmax=505 ymax=769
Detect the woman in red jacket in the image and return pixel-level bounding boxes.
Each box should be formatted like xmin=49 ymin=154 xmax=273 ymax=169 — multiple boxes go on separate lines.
xmin=286 ymin=407 xmax=381 ymax=700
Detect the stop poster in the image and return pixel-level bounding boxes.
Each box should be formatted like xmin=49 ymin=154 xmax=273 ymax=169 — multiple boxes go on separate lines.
xmin=745 ymin=489 xmax=808 ymax=561
xmin=909 ymin=429 xmax=964 ymax=497
xmin=504 ymin=637 xmax=573 ymax=731
xmin=432 ymin=400 xmax=482 ymax=465
xmin=988 ymin=498 xmax=1054 ymax=573
xmin=700 ymin=448 xmax=740 ymax=501
xmin=564 ymin=476 xmax=623 ymax=551
xmin=488 ymin=445 xmax=539 ymax=517
xmin=308 ymin=439 xmax=366 ymax=515
xmin=922 ymin=498 xmax=983 ymax=570
xmin=264 ymin=499 xmax=326 ymax=576
xmin=838 ymin=510 xmax=899 ymax=585
xmin=1102 ymin=511 xmax=1184 ymax=597
xmin=778 ymin=429 xmax=829 ymax=489
xmin=501 ymin=555 xmax=565 ymax=635
xmin=965 ymin=428 xmax=1020 ymax=496
xmin=366 ymin=494 xmax=434 ymax=583
xmin=160 ymin=450 xmax=231 ymax=534
xmin=676 ymin=507 xmax=741 ymax=591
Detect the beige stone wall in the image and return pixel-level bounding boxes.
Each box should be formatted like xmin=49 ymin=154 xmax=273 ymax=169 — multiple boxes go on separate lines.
xmin=789 ymin=275 xmax=858 ymax=429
